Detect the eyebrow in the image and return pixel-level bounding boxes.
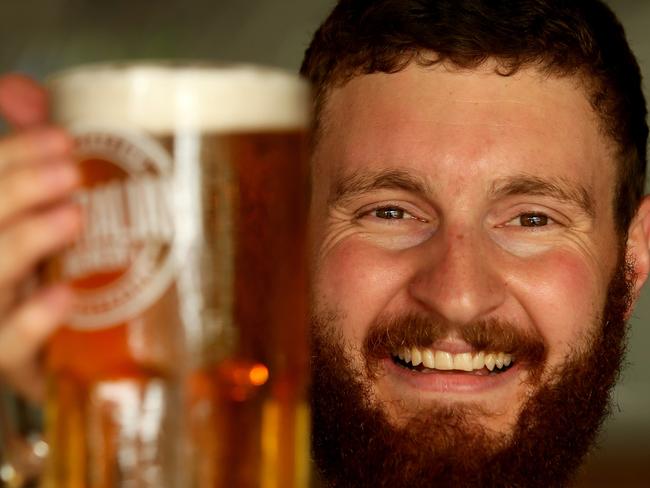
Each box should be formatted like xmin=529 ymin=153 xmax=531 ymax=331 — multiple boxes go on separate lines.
xmin=489 ymin=174 xmax=596 ymax=218
xmin=328 ymin=168 xmax=431 ymax=206
xmin=328 ymin=169 xmax=596 ymax=218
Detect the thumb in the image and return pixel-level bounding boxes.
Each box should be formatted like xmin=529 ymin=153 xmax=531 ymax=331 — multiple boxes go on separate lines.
xmin=0 ymin=74 xmax=49 ymax=129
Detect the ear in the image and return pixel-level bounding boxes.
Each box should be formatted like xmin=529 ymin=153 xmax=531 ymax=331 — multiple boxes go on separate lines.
xmin=627 ymin=195 xmax=650 ymax=297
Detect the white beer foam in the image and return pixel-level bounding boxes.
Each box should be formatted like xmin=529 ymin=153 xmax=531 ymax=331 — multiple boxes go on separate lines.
xmin=48 ymin=63 xmax=311 ymax=134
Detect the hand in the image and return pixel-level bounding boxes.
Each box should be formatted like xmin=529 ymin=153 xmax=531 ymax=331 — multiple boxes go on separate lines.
xmin=0 ymin=74 xmax=82 ymax=402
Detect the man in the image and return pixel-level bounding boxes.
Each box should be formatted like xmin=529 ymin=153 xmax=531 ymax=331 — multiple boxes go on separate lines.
xmin=0 ymin=1 xmax=648 ymax=487
xmin=299 ymin=0 xmax=650 ymax=486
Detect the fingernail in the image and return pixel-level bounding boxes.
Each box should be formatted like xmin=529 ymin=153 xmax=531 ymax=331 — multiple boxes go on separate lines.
xmin=41 ymin=284 xmax=73 ymax=306
xmin=42 ymin=162 xmax=80 ymax=189
xmin=49 ymin=205 xmax=81 ymax=233
xmin=38 ymin=128 xmax=73 ymax=154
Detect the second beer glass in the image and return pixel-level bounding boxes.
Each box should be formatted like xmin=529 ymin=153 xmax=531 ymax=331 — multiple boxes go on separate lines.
xmin=45 ymin=63 xmax=311 ymax=488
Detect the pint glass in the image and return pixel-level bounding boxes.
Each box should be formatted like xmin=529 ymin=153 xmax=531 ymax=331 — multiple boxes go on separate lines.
xmin=43 ymin=63 xmax=311 ymax=488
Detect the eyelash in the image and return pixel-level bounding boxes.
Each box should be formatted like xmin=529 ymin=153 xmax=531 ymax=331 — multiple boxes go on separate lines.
xmin=357 ymin=204 xmax=426 ymax=222
xmin=356 ymin=206 xmax=560 ymax=230
xmin=505 ymin=212 xmax=557 ymax=228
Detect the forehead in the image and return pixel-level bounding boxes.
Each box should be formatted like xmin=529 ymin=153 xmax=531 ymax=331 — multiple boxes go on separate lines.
xmin=316 ymin=62 xmax=615 ymax=200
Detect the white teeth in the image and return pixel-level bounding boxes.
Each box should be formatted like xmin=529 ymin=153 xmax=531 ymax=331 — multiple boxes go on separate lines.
xmin=411 ymin=347 xmax=422 ymax=367
xmin=453 ymin=352 xmax=473 ymax=372
xmin=472 ymin=351 xmax=485 ymax=370
xmin=495 ymin=352 xmax=504 ymax=369
xmin=394 ymin=346 xmax=514 ymax=373
xmin=422 ymin=349 xmax=435 ymax=368
xmin=434 ymin=351 xmax=453 ymax=370
xmin=485 ymin=354 xmax=496 ymax=371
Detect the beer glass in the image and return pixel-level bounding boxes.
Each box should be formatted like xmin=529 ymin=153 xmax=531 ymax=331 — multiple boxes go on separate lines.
xmin=8 ymin=62 xmax=311 ymax=488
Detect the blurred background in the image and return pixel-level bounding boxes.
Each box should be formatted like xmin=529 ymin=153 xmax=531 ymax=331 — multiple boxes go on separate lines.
xmin=0 ymin=0 xmax=648 ymax=486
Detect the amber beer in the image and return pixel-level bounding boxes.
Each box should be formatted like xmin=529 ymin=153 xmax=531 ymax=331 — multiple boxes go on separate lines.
xmin=45 ymin=64 xmax=311 ymax=488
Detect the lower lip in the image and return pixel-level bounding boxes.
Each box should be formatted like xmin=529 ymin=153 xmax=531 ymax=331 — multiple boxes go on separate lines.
xmin=382 ymin=358 xmax=521 ymax=393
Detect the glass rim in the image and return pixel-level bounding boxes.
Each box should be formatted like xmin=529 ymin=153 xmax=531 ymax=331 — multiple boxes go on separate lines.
xmin=46 ymin=59 xmax=311 ymax=134
xmin=46 ymin=59 xmax=306 ymax=86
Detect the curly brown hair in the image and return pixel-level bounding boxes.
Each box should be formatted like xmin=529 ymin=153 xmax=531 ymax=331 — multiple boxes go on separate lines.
xmin=300 ymin=0 xmax=648 ymax=233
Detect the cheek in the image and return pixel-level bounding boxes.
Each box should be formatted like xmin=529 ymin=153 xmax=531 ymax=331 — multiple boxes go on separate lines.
xmin=314 ymin=240 xmax=410 ymax=345
xmin=511 ymin=250 xmax=605 ymax=357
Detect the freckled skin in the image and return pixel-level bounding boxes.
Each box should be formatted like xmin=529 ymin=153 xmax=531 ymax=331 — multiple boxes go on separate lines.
xmin=310 ymin=61 xmax=633 ymax=434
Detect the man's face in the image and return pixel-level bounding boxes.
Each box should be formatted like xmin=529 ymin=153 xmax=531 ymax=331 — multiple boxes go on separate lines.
xmin=310 ymin=62 xmax=630 ymax=485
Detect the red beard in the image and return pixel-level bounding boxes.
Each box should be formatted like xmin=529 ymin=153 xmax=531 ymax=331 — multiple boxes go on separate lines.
xmin=310 ymin=256 xmax=633 ymax=487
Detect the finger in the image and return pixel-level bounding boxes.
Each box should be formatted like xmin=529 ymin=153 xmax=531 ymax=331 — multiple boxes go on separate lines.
xmin=0 ymin=285 xmax=73 ymax=402
xmin=0 ymin=159 xmax=80 ymax=227
xmin=0 ymin=74 xmax=49 ymax=129
xmin=0 ymin=287 xmax=16 ymax=315
xmin=1 ymin=354 xmax=47 ymax=404
xmin=0 ymin=127 xmax=73 ymax=174
xmin=0 ymin=203 xmax=82 ymax=289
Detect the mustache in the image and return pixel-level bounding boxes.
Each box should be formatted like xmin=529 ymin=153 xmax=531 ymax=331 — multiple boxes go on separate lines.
xmin=364 ymin=314 xmax=547 ymax=373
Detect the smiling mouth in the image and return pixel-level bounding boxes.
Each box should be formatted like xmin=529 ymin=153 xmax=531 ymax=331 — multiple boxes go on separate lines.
xmin=392 ymin=346 xmax=515 ymax=375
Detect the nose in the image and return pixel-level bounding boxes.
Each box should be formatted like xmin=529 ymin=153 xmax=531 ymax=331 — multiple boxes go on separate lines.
xmin=408 ymin=230 xmax=506 ymax=326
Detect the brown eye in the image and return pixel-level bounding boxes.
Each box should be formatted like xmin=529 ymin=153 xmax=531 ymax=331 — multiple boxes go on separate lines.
xmin=519 ymin=213 xmax=548 ymax=227
xmin=375 ymin=208 xmax=405 ymax=219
